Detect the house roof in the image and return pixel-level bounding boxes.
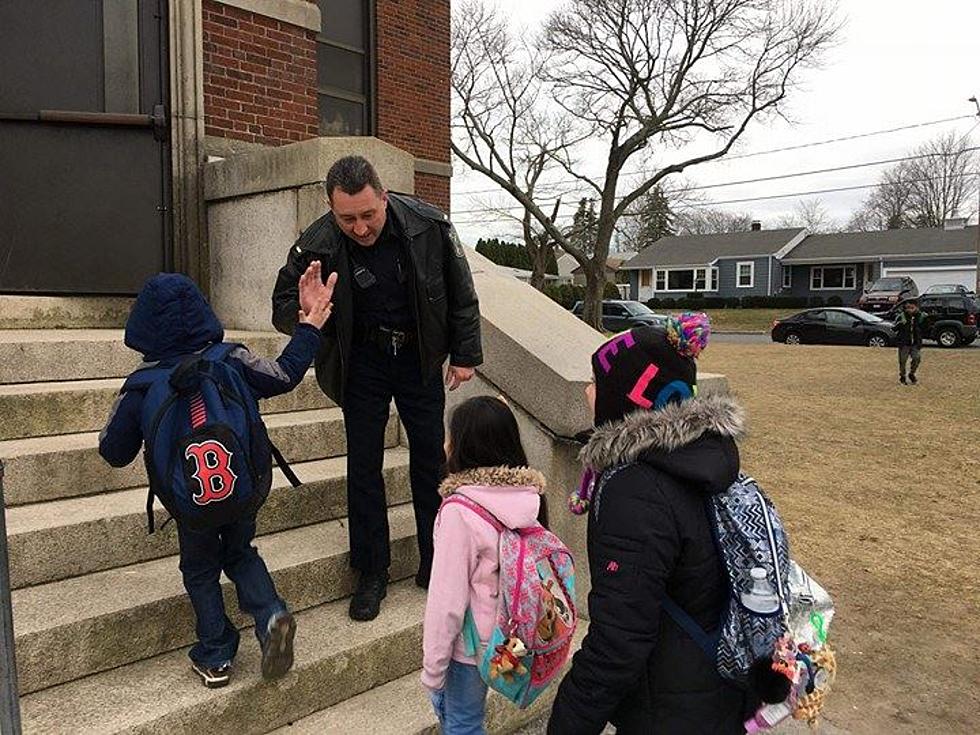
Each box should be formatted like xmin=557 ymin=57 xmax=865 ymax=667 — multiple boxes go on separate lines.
xmin=621 ymin=228 xmax=805 ymax=269
xmin=571 ymin=256 xmax=626 ymax=275
xmin=781 ymin=225 xmax=979 ymax=263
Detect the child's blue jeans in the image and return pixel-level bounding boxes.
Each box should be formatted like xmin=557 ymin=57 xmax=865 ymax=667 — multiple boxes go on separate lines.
xmin=429 ymin=660 xmax=489 ymax=735
xmin=177 ymin=518 xmax=287 ymax=667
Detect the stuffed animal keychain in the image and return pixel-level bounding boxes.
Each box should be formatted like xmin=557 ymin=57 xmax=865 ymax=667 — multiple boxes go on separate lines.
xmin=489 ymin=636 xmax=528 ymax=683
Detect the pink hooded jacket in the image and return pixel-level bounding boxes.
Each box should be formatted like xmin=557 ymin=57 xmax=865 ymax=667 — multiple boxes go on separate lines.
xmin=421 ymin=466 xmax=547 ymax=691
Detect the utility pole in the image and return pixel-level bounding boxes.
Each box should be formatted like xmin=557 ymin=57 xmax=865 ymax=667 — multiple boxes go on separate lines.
xmin=971 ymin=96 xmax=980 ymax=295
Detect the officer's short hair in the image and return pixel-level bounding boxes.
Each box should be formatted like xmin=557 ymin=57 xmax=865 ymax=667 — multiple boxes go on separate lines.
xmin=326 ymin=156 xmax=384 ymax=200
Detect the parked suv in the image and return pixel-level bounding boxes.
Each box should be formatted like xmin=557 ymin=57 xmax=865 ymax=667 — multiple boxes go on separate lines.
xmin=571 ymin=300 xmax=667 ymax=332
xmin=885 ymin=295 xmax=979 ymax=348
xmin=922 ymin=283 xmax=976 ymax=297
xmin=858 ymin=276 xmax=918 ymax=313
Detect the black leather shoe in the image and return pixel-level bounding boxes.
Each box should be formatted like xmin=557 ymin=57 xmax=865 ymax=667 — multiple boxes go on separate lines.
xmin=349 ymin=571 xmax=389 ymax=621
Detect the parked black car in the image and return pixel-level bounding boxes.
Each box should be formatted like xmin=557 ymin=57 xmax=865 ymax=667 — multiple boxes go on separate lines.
xmin=857 ymin=276 xmax=918 ymax=313
xmin=884 ymin=295 xmax=979 ymax=348
xmin=571 ymin=300 xmax=667 ymax=332
xmin=771 ymin=307 xmax=895 ymax=347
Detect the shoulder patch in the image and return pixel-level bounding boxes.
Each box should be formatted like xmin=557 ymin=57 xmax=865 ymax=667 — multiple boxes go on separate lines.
xmin=448 ymin=224 xmax=465 ymax=257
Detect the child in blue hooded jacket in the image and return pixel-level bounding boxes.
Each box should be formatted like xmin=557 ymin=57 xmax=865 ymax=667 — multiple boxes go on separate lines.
xmin=99 ymin=264 xmax=335 ymax=688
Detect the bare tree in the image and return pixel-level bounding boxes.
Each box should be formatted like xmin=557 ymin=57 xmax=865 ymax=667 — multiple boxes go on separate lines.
xmin=848 ymin=132 xmax=978 ymax=231
xmin=776 ymin=197 xmax=838 ymax=233
xmin=904 ymin=132 xmax=978 ymax=227
xmin=453 ymin=0 xmax=840 ymax=328
xmin=674 ymin=207 xmax=756 ymax=235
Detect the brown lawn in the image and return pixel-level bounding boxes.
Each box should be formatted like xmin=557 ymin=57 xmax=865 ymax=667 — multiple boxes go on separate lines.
xmin=699 ymin=343 xmax=980 ymax=734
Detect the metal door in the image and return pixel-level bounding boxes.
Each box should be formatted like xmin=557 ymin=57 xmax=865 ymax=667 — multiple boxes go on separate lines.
xmin=0 ymin=0 xmax=171 ymax=294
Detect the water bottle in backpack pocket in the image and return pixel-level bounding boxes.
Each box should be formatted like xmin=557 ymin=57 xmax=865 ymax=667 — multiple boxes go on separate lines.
xmin=121 ymin=343 xmax=288 ymax=532
xmin=442 ymin=494 xmax=577 ymax=709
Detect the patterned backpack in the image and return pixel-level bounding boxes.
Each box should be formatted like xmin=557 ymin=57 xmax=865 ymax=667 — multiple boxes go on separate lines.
xmin=660 ymin=474 xmax=804 ymax=687
xmin=443 ymin=494 xmax=577 ymax=709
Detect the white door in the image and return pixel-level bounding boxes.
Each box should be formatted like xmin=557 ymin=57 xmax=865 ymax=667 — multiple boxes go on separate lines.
xmin=882 ymin=266 xmax=976 ymax=293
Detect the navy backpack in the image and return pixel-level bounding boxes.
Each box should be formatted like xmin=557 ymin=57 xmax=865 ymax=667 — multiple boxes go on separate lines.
xmin=121 ymin=343 xmax=300 ymax=532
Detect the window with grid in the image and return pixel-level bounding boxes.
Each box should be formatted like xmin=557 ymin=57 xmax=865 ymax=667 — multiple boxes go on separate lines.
xmin=317 ymin=0 xmax=374 ymax=136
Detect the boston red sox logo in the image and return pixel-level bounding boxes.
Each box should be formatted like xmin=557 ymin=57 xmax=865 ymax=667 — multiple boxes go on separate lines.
xmin=184 ymin=440 xmax=238 ymax=505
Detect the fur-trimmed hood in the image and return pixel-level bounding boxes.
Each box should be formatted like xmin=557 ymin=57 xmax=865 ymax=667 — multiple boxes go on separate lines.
xmin=581 ymin=393 xmax=747 ymax=495
xmin=439 ymin=466 xmax=547 ymax=497
xmin=439 ymin=466 xmax=546 ymax=531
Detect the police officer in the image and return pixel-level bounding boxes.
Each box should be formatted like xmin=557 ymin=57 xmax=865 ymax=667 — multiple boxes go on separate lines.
xmin=272 ymin=156 xmax=482 ymax=621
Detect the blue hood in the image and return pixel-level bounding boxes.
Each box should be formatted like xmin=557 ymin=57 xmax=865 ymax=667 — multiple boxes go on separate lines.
xmin=125 ymin=274 xmax=224 ymax=361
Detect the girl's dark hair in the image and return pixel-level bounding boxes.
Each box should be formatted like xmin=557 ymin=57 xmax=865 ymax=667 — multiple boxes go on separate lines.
xmin=447 ymin=396 xmax=528 ymax=474
xmin=446 ymin=396 xmax=549 ymax=528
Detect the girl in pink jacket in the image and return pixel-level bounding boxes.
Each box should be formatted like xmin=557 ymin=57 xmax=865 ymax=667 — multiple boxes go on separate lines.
xmin=422 ymin=396 xmax=548 ymax=734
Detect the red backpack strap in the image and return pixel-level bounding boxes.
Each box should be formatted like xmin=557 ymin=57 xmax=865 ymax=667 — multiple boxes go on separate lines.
xmin=440 ymin=494 xmax=507 ymax=533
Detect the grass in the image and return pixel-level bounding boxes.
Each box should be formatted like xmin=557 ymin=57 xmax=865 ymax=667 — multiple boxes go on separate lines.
xmin=699 ymin=343 xmax=978 ymax=734
xmin=700 ymin=308 xmax=795 ymax=333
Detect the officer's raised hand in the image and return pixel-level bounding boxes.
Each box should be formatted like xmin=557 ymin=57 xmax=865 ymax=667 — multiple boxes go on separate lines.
xmin=298 ymin=265 xmax=338 ymax=329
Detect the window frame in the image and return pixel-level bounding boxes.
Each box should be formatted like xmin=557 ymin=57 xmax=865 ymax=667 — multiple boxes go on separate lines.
xmin=316 ymin=0 xmax=377 ymax=137
xmin=782 ymin=266 xmax=793 ymax=289
xmin=736 ymin=261 xmax=755 ymax=289
xmin=810 ymin=265 xmax=857 ymax=291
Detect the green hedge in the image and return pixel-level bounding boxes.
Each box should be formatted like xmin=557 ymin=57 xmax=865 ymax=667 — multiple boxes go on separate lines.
xmin=543 ymin=282 xmax=621 ymax=309
xmin=645 ymin=295 xmax=851 ymax=311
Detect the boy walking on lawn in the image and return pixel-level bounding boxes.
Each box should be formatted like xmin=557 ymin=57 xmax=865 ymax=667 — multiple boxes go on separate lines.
xmin=99 ymin=265 xmax=335 ymax=688
xmin=894 ymin=299 xmax=926 ymax=385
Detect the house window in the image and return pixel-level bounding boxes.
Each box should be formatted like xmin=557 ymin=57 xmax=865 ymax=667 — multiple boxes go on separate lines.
xmin=736 ymin=261 xmax=755 ymax=289
xmin=653 ymin=267 xmax=717 ymax=292
xmin=782 ymin=267 xmax=793 ymax=289
xmin=694 ymin=268 xmax=707 ymax=291
xmin=811 ymin=266 xmax=857 ymax=290
xmin=317 ymin=0 xmax=375 ymax=136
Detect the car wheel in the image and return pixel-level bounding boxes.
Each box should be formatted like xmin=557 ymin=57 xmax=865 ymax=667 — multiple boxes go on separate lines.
xmin=784 ymin=331 xmax=801 ymax=345
xmin=867 ymin=334 xmax=889 ymax=348
xmin=937 ymin=328 xmax=961 ymax=348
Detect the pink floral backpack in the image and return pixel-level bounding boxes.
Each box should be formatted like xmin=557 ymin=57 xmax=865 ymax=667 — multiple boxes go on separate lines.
xmin=443 ymin=494 xmax=577 ymax=708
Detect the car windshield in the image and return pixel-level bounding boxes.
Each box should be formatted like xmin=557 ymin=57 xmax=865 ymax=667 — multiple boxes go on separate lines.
xmin=844 ymin=308 xmax=885 ymax=323
xmin=869 ymin=278 xmax=905 ymax=292
xmin=623 ymin=302 xmax=657 ymax=316
xmin=925 ymin=285 xmax=958 ymax=294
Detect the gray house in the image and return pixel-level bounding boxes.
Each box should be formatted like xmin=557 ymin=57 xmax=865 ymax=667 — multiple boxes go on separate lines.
xmin=621 ymin=226 xmax=807 ymax=301
xmin=624 ymin=221 xmax=978 ymax=302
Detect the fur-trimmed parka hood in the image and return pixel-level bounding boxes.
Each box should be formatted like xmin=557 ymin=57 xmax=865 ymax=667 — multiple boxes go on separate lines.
xmin=439 ymin=466 xmax=547 ymax=497
xmin=439 ymin=466 xmax=546 ymax=531
xmin=582 ymin=393 xmax=747 ymax=495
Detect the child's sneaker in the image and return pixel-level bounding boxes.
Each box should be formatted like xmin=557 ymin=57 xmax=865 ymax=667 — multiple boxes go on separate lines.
xmin=261 ymin=611 xmax=296 ymax=679
xmin=192 ymin=661 xmax=232 ymax=689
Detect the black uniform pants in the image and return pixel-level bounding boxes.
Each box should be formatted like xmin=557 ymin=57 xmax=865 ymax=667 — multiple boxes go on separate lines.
xmin=343 ymin=340 xmax=445 ymax=577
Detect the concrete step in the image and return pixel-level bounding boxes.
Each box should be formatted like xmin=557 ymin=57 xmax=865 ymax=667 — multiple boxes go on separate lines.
xmin=13 ymin=505 xmax=421 ymax=695
xmin=0 ymin=371 xmax=331 ymax=441
xmin=275 ymin=626 xmax=589 ymax=734
xmin=19 ymin=581 xmax=426 ymax=734
xmin=0 ymin=295 xmax=133 ymax=330
xmin=6 ymin=449 xmax=410 ymax=589
xmin=0 ymin=329 xmax=290 ymax=384
xmin=1 ymin=406 xmax=394 ymax=506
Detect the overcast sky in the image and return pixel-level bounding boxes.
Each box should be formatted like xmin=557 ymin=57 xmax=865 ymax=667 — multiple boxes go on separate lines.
xmin=449 ymin=0 xmax=980 ymax=246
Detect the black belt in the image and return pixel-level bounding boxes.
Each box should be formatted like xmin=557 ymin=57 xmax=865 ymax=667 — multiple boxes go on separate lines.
xmin=357 ymin=324 xmax=416 ymax=356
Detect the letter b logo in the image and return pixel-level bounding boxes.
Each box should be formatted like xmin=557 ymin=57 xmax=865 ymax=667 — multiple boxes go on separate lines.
xmin=184 ymin=440 xmax=238 ymax=505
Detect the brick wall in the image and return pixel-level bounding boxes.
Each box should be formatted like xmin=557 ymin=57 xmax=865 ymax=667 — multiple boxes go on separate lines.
xmin=202 ymin=0 xmax=319 ymax=146
xmin=376 ymin=0 xmax=451 ymax=211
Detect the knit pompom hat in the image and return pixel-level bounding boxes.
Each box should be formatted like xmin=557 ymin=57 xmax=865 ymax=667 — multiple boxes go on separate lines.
xmin=568 ymin=312 xmax=711 ymax=515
